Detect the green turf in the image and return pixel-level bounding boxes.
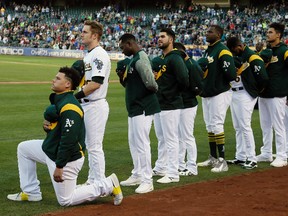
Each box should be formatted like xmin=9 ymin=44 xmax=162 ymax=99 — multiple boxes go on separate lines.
xmin=0 ymin=55 xmax=273 ymax=216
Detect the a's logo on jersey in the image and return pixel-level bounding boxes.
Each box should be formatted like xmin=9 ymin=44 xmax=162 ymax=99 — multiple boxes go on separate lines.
xmin=254 ymin=65 xmax=261 ymax=73
xmin=94 ymin=58 xmax=104 ymax=70
xmin=223 ymin=61 xmax=230 ymax=68
xmin=65 ymin=118 xmax=74 ymax=128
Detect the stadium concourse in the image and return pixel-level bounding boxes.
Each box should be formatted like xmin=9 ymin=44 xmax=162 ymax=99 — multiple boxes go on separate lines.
xmin=0 ymin=1 xmax=288 ymax=60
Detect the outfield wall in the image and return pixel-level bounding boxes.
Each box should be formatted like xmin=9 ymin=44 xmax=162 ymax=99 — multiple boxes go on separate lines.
xmin=0 ymin=47 xmax=126 ymax=60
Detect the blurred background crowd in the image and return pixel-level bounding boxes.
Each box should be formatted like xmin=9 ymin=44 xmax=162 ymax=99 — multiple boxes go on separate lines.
xmin=0 ymin=0 xmax=288 ymax=59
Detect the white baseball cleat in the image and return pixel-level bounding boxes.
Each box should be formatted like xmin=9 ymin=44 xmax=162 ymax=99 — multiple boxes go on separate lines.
xmin=256 ymin=154 xmax=273 ymax=162
xmin=157 ymin=175 xmax=179 ymax=184
xmin=120 ymin=176 xmax=141 ymax=186
xmin=270 ymin=158 xmax=288 ymax=167
xmin=7 ymin=192 xmax=42 ymax=202
xmin=109 ymin=173 xmax=123 ymax=206
xmin=135 ymin=183 xmax=154 ymax=194
xmin=211 ymin=157 xmax=229 ymax=173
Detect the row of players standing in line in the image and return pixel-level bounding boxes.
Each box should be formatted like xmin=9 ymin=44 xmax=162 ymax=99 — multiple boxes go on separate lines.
xmin=116 ymin=22 xmax=288 ymax=194
xmin=7 ymin=20 xmax=288 ymax=206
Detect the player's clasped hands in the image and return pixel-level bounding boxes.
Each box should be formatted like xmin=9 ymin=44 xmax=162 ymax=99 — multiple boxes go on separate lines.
xmin=43 ymin=120 xmax=51 ymax=132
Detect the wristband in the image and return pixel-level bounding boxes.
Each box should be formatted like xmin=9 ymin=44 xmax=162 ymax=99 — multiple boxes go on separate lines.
xmin=74 ymin=90 xmax=85 ymax=99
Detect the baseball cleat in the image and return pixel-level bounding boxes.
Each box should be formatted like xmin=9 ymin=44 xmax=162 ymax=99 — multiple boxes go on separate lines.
xmin=135 ymin=183 xmax=154 ymax=194
xmin=242 ymin=161 xmax=257 ymax=169
xmin=152 ymin=170 xmax=166 ymax=177
xmin=157 ymin=175 xmax=179 ymax=184
xmin=270 ymin=158 xmax=288 ymax=167
xmin=7 ymin=192 xmax=42 ymax=202
xmin=120 ymin=176 xmax=141 ymax=186
xmin=197 ymin=155 xmax=217 ymax=167
xmin=178 ymin=169 xmax=196 ymax=176
xmin=109 ymin=173 xmax=123 ymax=206
xmin=226 ymin=159 xmax=245 ymax=165
xmin=211 ymin=157 xmax=228 ymax=173
xmin=256 ymin=154 xmax=273 ymax=162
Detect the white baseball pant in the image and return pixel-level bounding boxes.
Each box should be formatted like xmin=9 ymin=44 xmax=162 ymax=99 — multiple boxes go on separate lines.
xmin=17 ymin=140 xmax=113 ymax=206
xmin=154 ymin=109 xmax=181 ymax=179
xmin=202 ymin=90 xmax=232 ymax=135
xmin=128 ymin=114 xmax=154 ymax=184
xmin=153 ymin=112 xmax=167 ymax=174
xmin=81 ymin=99 xmax=109 ymax=183
xmin=259 ymin=97 xmax=287 ymax=160
xmin=178 ymin=106 xmax=198 ymax=175
xmin=230 ymin=90 xmax=258 ymax=162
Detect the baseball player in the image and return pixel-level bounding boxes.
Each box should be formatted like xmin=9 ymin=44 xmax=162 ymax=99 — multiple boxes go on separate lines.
xmin=286 ymin=99 xmax=288 ymax=158
xmin=117 ymin=33 xmax=160 ymax=194
xmin=152 ymin=28 xmax=189 ymax=184
xmin=173 ymin=42 xmax=204 ymax=176
xmin=75 ymin=20 xmax=111 ymax=183
xmin=7 ymin=67 xmax=123 ymax=206
xmin=257 ymin=22 xmax=288 ymax=167
xmin=197 ymin=25 xmax=237 ymax=173
xmin=226 ymin=36 xmax=269 ymax=169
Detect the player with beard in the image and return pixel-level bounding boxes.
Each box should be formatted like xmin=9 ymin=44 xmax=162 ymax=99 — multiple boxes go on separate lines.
xmin=197 ymin=25 xmax=237 ymax=172
xmin=256 ymin=22 xmax=288 ymax=167
xmin=152 ymin=28 xmax=189 ymax=183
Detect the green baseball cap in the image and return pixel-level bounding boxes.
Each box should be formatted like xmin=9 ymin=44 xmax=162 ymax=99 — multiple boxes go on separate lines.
xmin=71 ymin=60 xmax=85 ymax=78
xmin=116 ymin=58 xmax=131 ymax=73
xmin=151 ymin=56 xmax=164 ymax=72
xmin=259 ymin=49 xmax=273 ymax=63
xmin=44 ymin=105 xmax=58 ymax=122
xmin=197 ymin=57 xmax=209 ymax=71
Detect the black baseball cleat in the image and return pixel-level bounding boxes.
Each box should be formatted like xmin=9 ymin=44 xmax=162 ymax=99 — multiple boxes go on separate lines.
xmin=226 ymin=159 xmax=245 ymax=165
xmin=242 ymin=161 xmax=257 ymax=170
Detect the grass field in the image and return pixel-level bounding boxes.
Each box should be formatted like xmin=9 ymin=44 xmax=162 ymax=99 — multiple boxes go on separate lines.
xmin=0 ymin=55 xmax=273 ymax=216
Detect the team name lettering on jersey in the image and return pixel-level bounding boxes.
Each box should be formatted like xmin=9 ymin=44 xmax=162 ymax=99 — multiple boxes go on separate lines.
xmin=85 ymin=63 xmax=92 ymax=71
xmin=207 ymin=56 xmax=214 ymax=63
xmin=270 ymin=56 xmax=278 ymax=63
xmin=155 ymin=65 xmax=167 ymax=80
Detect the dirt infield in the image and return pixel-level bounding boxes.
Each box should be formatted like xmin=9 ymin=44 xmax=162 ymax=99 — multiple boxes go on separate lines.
xmin=42 ymin=166 xmax=288 ymax=216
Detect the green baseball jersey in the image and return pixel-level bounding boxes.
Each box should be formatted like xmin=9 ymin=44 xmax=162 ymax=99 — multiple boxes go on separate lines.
xmin=153 ymin=50 xmax=189 ymax=110
xmin=42 ymin=91 xmax=85 ymax=168
xmin=182 ymin=56 xmax=204 ymax=108
xmin=201 ymin=40 xmax=237 ymax=97
xmin=124 ymin=50 xmax=160 ymax=117
xmin=237 ymin=46 xmax=269 ymax=98
xmin=260 ymin=42 xmax=288 ymax=98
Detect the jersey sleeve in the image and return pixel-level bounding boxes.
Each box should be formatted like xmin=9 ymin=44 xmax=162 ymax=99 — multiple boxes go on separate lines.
xmin=249 ymin=54 xmax=269 ymax=92
xmin=218 ymin=49 xmax=237 ymax=81
xmin=135 ymin=52 xmax=158 ymax=92
xmin=91 ymin=54 xmax=110 ymax=79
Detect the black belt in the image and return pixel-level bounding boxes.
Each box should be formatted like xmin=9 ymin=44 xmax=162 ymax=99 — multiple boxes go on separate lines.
xmin=232 ymin=87 xmax=244 ymax=91
xmin=78 ymin=99 xmax=90 ymax=103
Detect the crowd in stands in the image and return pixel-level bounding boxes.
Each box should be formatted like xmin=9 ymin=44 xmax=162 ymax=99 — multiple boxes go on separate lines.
xmin=1 ymin=1 xmax=288 ymax=58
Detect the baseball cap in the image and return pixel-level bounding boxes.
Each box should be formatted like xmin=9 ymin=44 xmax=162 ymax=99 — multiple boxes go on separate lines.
xmin=259 ymin=49 xmax=273 ymax=63
xmin=71 ymin=60 xmax=85 ymax=78
xmin=151 ymin=56 xmax=164 ymax=72
xmin=116 ymin=58 xmax=131 ymax=73
xmin=197 ymin=57 xmax=209 ymax=71
xmin=44 ymin=104 xmax=58 ymax=122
